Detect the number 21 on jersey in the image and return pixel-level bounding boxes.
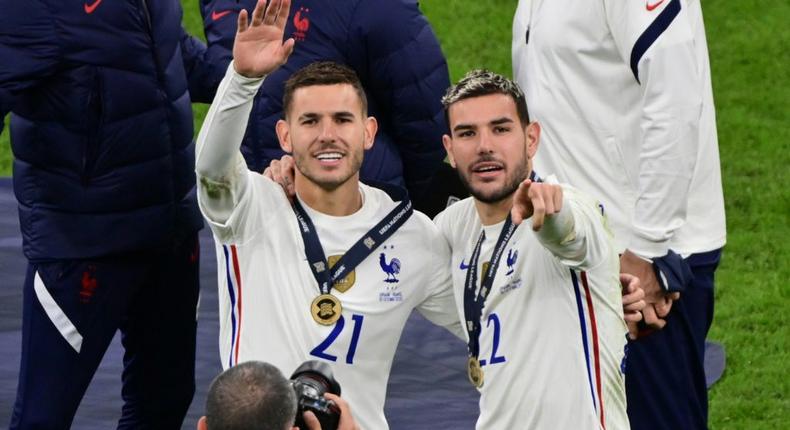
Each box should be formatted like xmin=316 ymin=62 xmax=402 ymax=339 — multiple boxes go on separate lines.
xmin=310 ymin=314 xmax=364 ymax=364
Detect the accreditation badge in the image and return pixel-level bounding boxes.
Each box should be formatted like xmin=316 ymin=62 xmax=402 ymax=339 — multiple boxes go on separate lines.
xmin=311 ymin=294 xmax=342 ymax=325
xmin=467 ymin=356 xmax=485 ymax=388
xmin=328 ymin=254 xmax=356 ymax=293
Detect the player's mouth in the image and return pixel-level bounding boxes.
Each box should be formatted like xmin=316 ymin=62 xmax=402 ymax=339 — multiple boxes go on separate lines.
xmin=313 ymin=150 xmax=345 ymax=167
xmin=470 ymin=161 xmax=504 ymax=180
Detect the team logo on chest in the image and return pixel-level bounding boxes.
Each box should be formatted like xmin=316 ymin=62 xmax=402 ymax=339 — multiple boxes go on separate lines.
xmin=506 ymin=249 xmax=518 ymax=275
xmin=328 ymin=255 xmax=355 ymax=293
xmin=500 ymin=247 xmax=522 ymax=294
xmin=379 ymin=245 xmax=404 ymax=302
xmin=379 ymin=251 xmax=401 ymax=283
xmin=292 ymin=6 xmax=310 ymax=41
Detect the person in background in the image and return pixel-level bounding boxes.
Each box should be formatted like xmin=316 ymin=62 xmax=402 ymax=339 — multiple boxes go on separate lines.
xmin=0 ymin=0 xmax=228 ymax=427
xmin=513 ymin=0 xmax=726 ymax=428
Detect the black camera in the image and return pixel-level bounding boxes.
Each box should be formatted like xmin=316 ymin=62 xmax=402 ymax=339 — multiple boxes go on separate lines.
xmin=290 ymin=360 xmax=342 ymax=430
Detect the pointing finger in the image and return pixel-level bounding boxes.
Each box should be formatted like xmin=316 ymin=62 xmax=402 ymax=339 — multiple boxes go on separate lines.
xmin=530 ymin=187 xmax=545 ymax=231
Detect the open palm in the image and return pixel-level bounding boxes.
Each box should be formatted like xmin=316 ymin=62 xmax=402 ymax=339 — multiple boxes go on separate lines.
xmin=233 ymin=0 xmax=295 ymax=78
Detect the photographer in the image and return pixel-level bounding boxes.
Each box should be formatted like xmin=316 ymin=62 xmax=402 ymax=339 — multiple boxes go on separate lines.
xmin=198 ymin=361 xmax=359 ymax=430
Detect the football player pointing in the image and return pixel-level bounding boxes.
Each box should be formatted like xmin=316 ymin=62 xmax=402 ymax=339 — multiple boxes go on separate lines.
xmin=434 ymin=70 xmax=632 ymax=429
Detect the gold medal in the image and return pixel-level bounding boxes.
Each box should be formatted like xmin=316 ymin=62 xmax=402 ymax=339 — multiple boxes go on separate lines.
xmin=311 ymin=294 xmax=342 ymax=325
xmin=467 ymin=356 xmax=484 ymax=388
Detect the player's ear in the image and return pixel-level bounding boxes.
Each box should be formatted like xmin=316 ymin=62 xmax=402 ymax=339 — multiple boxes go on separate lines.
xmin=363 ymin=116 xmax=378 ymax=150
xmin=276 ymin=119 xmax=292 ymax=153
xmin=525 ymin=121 xmax=541 ymax=159
xmin=197 ymin=416 xmax=208 ymax=430
xmin=442 ymin=134 xmax=456 ymax=168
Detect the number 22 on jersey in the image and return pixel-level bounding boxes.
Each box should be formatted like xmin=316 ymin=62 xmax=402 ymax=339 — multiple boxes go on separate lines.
xmin=479 ymin=313 xmax=506 ymax=366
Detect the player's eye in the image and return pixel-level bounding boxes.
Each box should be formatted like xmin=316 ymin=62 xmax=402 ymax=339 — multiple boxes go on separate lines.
xmin=494 ymin=126 xmax=510 ymax=134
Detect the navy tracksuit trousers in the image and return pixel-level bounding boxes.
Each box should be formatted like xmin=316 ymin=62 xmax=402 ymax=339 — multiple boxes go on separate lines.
xmin=10 ymin=235 xmax=200 ymax=429
xmin=626 ymin=249 xmax=722 ymax=430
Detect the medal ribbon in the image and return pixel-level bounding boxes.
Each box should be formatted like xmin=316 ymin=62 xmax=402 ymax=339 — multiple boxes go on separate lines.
xmin=463 ymin=171 xmax=539 ymax=360
xmin=463 ymin=215 xmax=517 ymax=361
xmin=293 ymin=182 xmax=413 ymax=296
xmin=463 ymin=171 xmax=538 ymax=365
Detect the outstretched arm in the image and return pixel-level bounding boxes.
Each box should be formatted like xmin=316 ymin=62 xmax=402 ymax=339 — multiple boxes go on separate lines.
xmin=511 ymin=179 xmax=612 ymax=270
xmin=196 ymin=0 xmax=294 ymax=229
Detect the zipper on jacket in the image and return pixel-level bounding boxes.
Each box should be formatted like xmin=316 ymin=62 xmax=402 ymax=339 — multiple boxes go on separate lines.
xmin=82 ymin=71 xmax=104 ymax=185
xmin=139 ymin=0 xmax=166 ymax=87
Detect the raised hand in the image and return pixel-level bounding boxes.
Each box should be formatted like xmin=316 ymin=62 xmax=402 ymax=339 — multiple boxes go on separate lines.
xmin=233 ymin=0 xmax=295 ymax=78
xmin=510 ymin=179 xmax=564 ymax=230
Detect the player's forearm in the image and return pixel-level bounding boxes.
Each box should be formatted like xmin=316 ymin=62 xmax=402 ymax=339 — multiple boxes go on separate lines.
xmin=535 ymin=189 xmax=610 ymax=269
xmin=195 ymin=62 xmax=263 ymax=223
xmin=534 ymin=196 xmax=582 ymax=260
xmin=196 ymin=61 xmax=262 ymax=180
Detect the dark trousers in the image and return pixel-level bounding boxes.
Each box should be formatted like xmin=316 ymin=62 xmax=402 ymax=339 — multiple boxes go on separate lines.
xmin=10 ymin=235 xmax=201 ymax=430
xmin=626 ymin=248 xmax=722 ymax=430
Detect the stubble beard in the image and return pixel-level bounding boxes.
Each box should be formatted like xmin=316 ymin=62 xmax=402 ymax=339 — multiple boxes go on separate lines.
xmin=457 ymin=157 xmax=529 ymax=204
xmin=294 ymin=143 xmax=364 ymax=192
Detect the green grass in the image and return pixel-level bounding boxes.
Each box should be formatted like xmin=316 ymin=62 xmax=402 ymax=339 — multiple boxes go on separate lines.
xmin=2 ymin=0 xmax=788 ymax=426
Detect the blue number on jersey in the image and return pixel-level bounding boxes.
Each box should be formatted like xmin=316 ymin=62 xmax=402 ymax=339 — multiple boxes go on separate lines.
xmin=310 ymin=314 xmax=365 ymax=364
xmin=479 ymin=313 xmax=507 ymax=366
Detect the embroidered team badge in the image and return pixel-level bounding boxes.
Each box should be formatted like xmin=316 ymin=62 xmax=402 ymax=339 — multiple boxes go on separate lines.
xmin=328 ymin=254 xmax=355 ymax=293
xmin=379 ymin=246 xmax=403 ymax=302
xmin=506 ymin=249 xmax=518 ymax=275
xmin=292 ymin=6 xmax=310 ymax=41
xmin=500 ymin=247 xmax=523 ymax=294
xmin=379 ymin=252 xmax=401 ymax=283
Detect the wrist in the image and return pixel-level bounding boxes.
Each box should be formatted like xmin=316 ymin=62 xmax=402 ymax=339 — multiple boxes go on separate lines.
xmin=230 ymin=61 xmax=267 ymax=82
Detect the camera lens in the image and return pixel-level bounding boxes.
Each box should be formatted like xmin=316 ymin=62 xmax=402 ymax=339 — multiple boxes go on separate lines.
xmin=290 ymin=361 xmax=342 ymax=430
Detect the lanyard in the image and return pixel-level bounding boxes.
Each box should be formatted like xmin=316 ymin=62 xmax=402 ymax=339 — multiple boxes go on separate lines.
xmin=463 ymin=214 xmax=517 ymax=360
xmin=292 ymin=183 xmax=413 ymax=296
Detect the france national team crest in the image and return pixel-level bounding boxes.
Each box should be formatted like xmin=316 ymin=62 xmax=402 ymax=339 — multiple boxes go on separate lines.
xmin=459 ymin=246 xmax=522 ymax=295
xmin=379 ymin=245 xmax=403 ymax=302
xmin=505 ymin=249 xmax=518 ymax=275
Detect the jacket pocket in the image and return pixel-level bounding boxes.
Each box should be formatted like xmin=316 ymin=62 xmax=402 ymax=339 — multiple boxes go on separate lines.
xmin=81 ymin=68 xmax=104 ymax=185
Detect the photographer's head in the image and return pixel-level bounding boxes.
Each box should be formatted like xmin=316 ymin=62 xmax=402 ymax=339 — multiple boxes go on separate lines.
xmin=199 ymin=361 xmax=297 ymax=430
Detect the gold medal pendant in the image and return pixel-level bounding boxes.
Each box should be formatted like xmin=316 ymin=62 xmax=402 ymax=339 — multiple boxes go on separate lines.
xmin=311 ymin=294 xmax=342 ymax=325
xmin=467 ymin=356 xmax=484 ymax=388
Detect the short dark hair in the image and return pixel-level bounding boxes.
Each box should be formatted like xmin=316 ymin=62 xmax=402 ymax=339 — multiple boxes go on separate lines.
xmin=205 ymin=361 xmax=297 ymax=430
xmin=282 ymin=61 xmax=368 ymax=118
xmin=442 ymin=69 xmax=530 ymax=127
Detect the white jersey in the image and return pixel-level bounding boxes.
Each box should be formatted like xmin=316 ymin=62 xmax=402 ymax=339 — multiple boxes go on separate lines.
xmin=435 ymin=184 xmax=629 ymax=430
xmin=513 ymin=0 xmax=726 ymax=257
xmin=195 ymin=65 xmax=461 ymax=430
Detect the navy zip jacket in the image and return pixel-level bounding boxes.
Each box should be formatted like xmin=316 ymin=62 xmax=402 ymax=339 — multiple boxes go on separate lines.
xmin=0 ymin=0 xmax=228 ymax=260
xmin=201 ymin=0 xmax=450 ymax=198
